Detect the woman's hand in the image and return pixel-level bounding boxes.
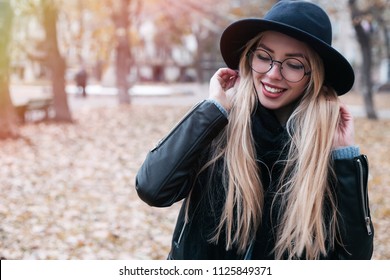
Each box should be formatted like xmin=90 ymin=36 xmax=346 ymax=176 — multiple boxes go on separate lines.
xmin=209 ymin=68 xmax=239 ymax=112
xmin=333 ymin=103 xmax=355 ymax=148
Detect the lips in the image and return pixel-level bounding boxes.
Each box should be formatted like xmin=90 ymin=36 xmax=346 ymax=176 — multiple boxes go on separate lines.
xmin=262 ymin=82 xmax=286 ymax=98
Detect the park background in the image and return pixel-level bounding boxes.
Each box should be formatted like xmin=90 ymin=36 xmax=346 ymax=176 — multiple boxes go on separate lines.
xmin=0 ymin=0 xmax=389 ymax=259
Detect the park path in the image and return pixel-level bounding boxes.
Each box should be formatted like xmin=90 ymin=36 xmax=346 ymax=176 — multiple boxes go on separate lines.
xmin=10 ymin=82 xmax=390 ymax=118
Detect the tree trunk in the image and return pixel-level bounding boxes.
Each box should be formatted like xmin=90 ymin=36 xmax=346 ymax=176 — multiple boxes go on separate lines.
xmin=372 ymin=3 xmax=390 ymax=92
xmin=114 ymin=0 xmax=131 ymax=104
xmin=0 ymin=77 xmax=19 ymax=139
xmin=0 ymin=0 xmax=19 ymax=139
xmin=194 ymin=33 xmax=203 ymax=83
xmin=349 ymin=0 xmax=377 ymax=119
xmin=43 ymin=0 xmax=72 ymax=122
xmin=378 ymin=15 xmax=390 ymax=86
xmin=383 ymin=25 xmax=390 ymax=83
xmin=359 ymin=36 xmax=377 ymax=119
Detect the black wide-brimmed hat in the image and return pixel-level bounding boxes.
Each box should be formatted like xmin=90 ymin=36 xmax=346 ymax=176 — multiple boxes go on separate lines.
xmin=220 ymin=0 xmax=354 ymax=95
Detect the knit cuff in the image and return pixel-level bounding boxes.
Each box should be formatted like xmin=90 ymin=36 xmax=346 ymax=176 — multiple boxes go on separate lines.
xmin=332 ymin=145 xmax=360 ymax=160
xmin=206 ymin=99 xmax=228 ymax=118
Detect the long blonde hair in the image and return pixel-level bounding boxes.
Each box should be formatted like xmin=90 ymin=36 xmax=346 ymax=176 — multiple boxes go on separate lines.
xmin=273 ymin=46 xmax=340 ymax=259
xmin=188 ymin=34 xmax=340 ymax=259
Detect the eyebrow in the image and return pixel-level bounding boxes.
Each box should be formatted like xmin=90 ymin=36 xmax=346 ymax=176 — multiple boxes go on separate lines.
xmin=257 ymin=43 xmax=306 ymax=59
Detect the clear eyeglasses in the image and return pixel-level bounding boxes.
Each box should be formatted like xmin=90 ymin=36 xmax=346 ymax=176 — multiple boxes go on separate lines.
xmin=248 ymin=49 xmax=311 ymax=83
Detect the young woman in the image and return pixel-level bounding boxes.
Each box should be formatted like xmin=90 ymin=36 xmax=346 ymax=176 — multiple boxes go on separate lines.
xmin=136 ymin=1 xmax=374 ymax=259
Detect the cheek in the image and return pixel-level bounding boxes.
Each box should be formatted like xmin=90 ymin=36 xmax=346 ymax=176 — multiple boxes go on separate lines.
xmin=253 ymin=79 xmax=263 ymax=94
xmin=289 ymin=76 xmax=310 ymax=93
xmin=251 ymin=71 xmax=262 ymax=86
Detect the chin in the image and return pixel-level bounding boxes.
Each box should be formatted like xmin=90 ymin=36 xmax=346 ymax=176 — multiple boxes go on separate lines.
xmin=257 ymin=93 xmax=283 ymax=110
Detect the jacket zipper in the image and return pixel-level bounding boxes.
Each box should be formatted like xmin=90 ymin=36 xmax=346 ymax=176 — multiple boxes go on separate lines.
xmin=174 ymin=221 xmax=187 ymax=249
xmin=355 ymin=156 xmax=372 ymax=236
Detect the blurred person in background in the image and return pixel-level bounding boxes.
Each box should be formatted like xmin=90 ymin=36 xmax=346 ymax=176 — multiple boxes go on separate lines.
xmin=75 ymin=67 xmax=88 ymax=98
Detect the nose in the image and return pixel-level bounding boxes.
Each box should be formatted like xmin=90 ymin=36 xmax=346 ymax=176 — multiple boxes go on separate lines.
xmin=266 ymin=61 xmax=283 ymax=80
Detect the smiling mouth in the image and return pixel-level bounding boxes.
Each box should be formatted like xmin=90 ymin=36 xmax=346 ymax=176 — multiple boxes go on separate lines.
xmin=263 ymin=83 xmax=285 ymax=94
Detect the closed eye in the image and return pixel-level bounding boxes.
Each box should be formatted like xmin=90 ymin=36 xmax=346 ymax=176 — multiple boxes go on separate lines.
xmin=255 ymin=53 xmax=271 ymax=62
xmin=285 ymin=59 xmax=305 ymax=70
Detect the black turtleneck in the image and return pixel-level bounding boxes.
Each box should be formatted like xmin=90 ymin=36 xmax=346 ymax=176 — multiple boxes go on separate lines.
xmin=250 ymin=102 xmax=290 ymax=259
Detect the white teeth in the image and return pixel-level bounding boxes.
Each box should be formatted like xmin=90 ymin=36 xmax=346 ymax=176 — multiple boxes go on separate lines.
xmin=264 ymin=84 xmax=283 ymax=93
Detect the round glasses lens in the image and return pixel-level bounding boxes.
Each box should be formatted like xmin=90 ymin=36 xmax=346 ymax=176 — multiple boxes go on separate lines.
xmin=281 ymin=58 xmax=306 ymax=82
xmin=249 ymin=50 xmax=273 ymax=74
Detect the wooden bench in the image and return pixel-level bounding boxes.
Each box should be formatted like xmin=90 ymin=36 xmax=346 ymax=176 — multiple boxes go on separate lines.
xmin=15 ymin=97 xmax=53 ymax=123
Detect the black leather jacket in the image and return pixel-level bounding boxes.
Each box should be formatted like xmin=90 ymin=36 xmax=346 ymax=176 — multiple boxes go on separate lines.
xmin=136 ymin=100 xmax=374 ymax=259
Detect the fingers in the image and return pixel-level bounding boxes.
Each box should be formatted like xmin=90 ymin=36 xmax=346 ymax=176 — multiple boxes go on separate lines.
xmin=209 ymin=68 xmax=239 ymax=112
xmin=338 ymin=102 xmax=354 ymax=131
xmin=214 ymin=68 xmax=239 ymax=91
xmin=333 ymin=102 xmax=355 ymax=148
xmin=339 ymin=102 xmax=352 ymax=121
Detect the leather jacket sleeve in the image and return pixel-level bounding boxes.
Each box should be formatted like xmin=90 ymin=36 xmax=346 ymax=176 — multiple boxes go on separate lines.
xmin=135 ymin=100 xmax=228 ymax=207
xmin=333 ymin=155 xmax=374 ymax=259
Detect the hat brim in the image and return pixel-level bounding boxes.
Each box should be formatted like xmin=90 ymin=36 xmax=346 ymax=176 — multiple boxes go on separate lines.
xmin=220 ymin=19 xmax=354 ymax=95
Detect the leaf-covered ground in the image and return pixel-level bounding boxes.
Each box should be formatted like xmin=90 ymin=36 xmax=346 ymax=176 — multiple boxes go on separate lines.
xmin=0 ymin=94 xmax=389 ymax=259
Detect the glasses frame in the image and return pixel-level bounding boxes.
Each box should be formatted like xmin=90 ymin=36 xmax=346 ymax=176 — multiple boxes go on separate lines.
xmin=247 ymin=48 xmax=311 ymax=83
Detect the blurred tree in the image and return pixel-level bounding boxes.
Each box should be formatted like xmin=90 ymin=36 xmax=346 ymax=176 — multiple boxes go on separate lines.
xmin=375 ymin=1 xmax=390 ymax=91
xmin=58 ymin=0 xmax=115 ymax=82
xmin=348 ymin=0 xmax=382 ymax=119
xmin=167 ymin=0 xmax=231 ymax=82
xmin=13 ymin=0 xmax=72 ymax=122
xmin=151 ymin=0 xmax=203 ymax=81
xmin=42 ymin=0 xmax=72 ymax=121
xmin=141 ymin=0 xmax=276 ymax=83
xmin=9 ymin=0 xmax=386 ymax=121
xmin=71 ymin=1 xmax=111 ymax=82
xmin=0 ymin=0 xmax=19 ymax=139
xmin=313 ymin=0 xmax=390 ymax=118
xmin=110 ymin=0 xmax=142 ymax=104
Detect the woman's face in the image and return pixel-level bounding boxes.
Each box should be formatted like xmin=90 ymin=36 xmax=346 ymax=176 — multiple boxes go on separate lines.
xmin=251 ymin=31 xmax=311 ymax=123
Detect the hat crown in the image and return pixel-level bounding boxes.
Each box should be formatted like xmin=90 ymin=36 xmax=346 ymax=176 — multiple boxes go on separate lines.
xmin=264 ymin=1 xmax=332 ymax=45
